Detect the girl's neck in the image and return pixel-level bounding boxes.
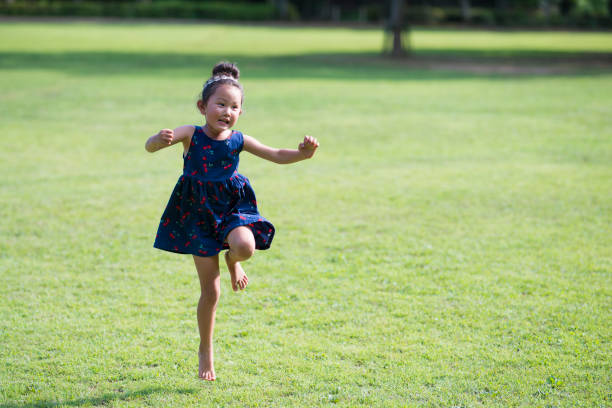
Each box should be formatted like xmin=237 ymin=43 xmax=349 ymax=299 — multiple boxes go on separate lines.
xmin=203 ymin=124 xmax=231 ymax=141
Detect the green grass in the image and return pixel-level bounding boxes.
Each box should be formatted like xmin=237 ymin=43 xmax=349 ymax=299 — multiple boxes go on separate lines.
xmin=1 ymin=22 xmax=611 ymax=407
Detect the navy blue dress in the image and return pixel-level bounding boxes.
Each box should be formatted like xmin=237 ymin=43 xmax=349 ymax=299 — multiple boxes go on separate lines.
xmin=154 ymin=126 xmax=275 ymax=257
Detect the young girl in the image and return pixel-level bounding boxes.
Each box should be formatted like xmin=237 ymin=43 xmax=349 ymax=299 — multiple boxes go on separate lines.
xmin=145 ymin=62 xmax=319 ymax=381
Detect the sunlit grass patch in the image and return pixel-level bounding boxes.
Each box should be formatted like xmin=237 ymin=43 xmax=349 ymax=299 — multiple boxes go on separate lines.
xmin=1 ymin=21 xmax=611 ymax=407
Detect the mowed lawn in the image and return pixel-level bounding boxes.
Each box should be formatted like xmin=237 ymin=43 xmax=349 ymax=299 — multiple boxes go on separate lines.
xmin=0 ymin=22 xmax=611 ymax=407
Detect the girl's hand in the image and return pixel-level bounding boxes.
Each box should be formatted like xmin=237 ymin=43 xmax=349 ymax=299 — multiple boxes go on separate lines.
xmin=298 ymin=135 xmax=319 ymax=159
xmin=157 ymin=128 xmax=174 ymax=146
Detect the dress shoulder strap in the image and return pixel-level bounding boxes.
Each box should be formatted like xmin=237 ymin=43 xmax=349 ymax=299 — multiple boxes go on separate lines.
xmin=232 ymin=130 xmax=244 ymax=152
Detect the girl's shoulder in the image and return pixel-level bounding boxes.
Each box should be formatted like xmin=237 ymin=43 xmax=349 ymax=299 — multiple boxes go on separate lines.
xmin=174 ymin=125 xmax=197 ymax=139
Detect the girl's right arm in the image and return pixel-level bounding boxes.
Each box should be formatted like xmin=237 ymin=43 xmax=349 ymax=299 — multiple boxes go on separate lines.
xmin=145 ymin=125 xmax=195 ymax=153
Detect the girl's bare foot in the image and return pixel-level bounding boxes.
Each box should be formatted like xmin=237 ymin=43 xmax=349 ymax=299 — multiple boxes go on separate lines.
xmin=225 ymin=251 xmax=248 ymax=291
xmin=198 ymin=349 xmax=216 ymax=381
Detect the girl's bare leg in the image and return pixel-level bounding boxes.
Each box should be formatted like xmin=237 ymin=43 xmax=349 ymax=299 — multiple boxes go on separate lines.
xmin=225 ymin=226 xmax=255 ymax=291
xmin=193 ymin=254 xmax=220 ymax=381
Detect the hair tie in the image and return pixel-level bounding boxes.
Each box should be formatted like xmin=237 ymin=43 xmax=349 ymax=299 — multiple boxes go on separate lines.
xmin=204 ymin=75 xmax=237 ymax=91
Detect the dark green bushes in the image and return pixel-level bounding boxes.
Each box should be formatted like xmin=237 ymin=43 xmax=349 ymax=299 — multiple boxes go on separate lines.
xmin=0 ymin=1 xmax=277 ymax=21
xmin=1 ymin=0 xmax=610 ymax=27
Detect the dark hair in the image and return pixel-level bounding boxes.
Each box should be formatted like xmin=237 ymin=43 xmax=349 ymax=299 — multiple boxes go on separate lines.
xmin=200 ymin=62 xmax=243 ymax=106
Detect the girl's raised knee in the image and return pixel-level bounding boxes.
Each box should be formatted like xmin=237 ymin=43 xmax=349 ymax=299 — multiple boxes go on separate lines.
xmin=227 ymin=226 xmax=256 ymax=261
xmin=232 ymin=240 xmax=255 ymax=260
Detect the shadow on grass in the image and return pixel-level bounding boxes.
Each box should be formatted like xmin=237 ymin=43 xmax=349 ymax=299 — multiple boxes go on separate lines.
xmin=0 ymin=386 xmax=197 ymax=408
xmin=1 ymin=50 xmax=611 ymax=80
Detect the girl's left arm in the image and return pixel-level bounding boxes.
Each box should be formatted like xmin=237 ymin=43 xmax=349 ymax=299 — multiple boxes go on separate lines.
xmin=243 ymin=135 xmax=319 ymax=164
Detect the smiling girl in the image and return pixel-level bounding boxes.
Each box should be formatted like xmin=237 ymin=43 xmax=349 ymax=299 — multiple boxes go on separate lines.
xmin=145 ymin=62 xmax=319 ymax=381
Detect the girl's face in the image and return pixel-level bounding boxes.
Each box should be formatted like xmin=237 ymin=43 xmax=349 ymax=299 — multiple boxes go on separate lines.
xmin=198 ymin=85 xmax=243 ymax=138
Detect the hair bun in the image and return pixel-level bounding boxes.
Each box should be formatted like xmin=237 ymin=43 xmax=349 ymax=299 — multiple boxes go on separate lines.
xmin=212 ymin=62 xmax=240 ymax=80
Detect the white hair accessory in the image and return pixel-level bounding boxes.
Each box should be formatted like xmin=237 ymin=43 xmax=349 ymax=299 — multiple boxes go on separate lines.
xmin=203 ymin=75 xmax=238 ymax=90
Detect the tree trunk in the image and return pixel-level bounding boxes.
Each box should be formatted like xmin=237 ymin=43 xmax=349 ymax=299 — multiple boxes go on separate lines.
xmin=273 ymin=0 xmax=289 ymax=19
xmin=559 ymin=0 xmax=572 ymax=16
xmin=539 ymin=0 xmax=550 ymax=19
xmin=390 ymin=0 xmax=407 ymax=57
xmin=331 ymin=5 xmax=340 ymax=22
xmin=460 ymin=0 xmax=471 ymax=22
xmin=495 ymin=0 xmax=508 ymax=12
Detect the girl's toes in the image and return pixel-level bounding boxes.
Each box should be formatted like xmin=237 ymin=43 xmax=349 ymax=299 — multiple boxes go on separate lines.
xmin=199 ymin=371 xmax=215 ymax=381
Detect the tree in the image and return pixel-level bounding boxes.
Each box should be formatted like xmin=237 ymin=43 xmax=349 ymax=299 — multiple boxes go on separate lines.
xmin=539 ymin=0 xmax=551 ymax=19
xmin=386 ymin=0 xmax=408 ymax=57
xmin=272 ymin=0 xmax=289 ymax=19
xmin=460 ymin=0 xmax=472 ymax=22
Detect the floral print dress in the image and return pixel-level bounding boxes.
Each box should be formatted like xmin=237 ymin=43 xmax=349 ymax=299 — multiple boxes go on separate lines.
xmin=154 ymin=126 xmax=275 ymax=257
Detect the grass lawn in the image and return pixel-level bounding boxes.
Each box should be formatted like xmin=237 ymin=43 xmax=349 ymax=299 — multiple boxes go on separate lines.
xmin=0 ymin=22 xmax=611 ymax=407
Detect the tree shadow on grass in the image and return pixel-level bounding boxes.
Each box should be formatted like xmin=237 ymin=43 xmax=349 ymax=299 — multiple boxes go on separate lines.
xmin=1 ymin=50 xmax=611 ymax=81
xmin=0 ymin=386 xmax=198 ymax=408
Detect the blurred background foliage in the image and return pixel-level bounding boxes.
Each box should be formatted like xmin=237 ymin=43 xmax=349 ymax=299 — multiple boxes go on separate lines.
xmin=1 ymin=0 xmax=611 ymax=28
